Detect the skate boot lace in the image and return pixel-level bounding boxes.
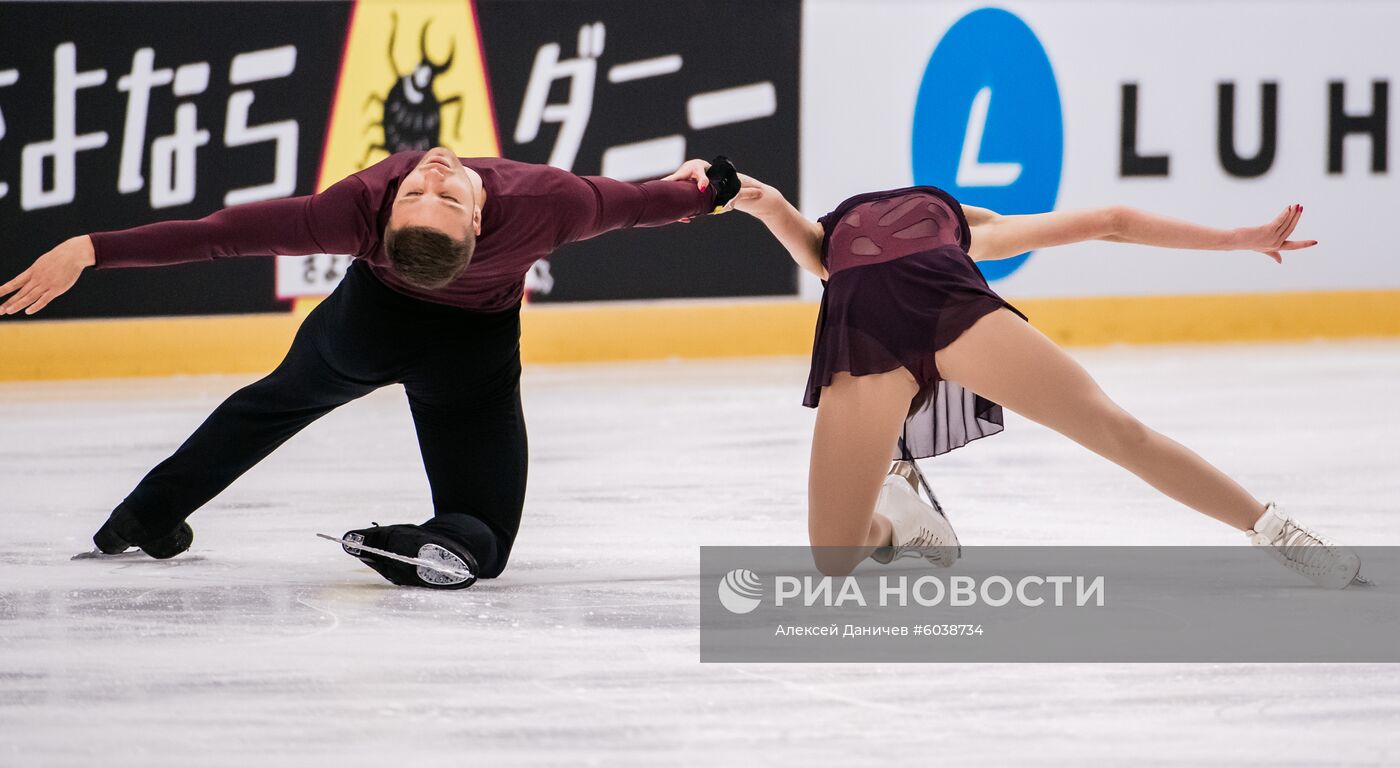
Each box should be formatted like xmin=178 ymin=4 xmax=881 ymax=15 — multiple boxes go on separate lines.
xmin=1266 ymin=519 xmax=1342 ymax=574
xmin=905 ymin=528 xmax=938 ymax=549
xmin=898 ymin=526 xmax=956 ymax=566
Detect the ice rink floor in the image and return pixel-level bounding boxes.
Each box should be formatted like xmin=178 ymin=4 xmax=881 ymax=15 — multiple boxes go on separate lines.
xmin=3 ymin=340 xmax=1399 ymax=766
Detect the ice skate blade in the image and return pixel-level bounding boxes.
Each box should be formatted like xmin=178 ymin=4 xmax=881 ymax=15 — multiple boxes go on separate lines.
xmin=874 ymin=546 xmax=959 ymax=568
xmin=316 ymin=533 xmax=474 ymax=581
xmin=415 ymin=543 xmax=472 ymax=586
xmin=71 ymin=549 xmax=146 ymax=561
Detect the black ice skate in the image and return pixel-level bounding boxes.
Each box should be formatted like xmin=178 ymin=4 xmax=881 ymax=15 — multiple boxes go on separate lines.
xmin=323 ymin=524 xmax=478 ymax=590
xmin=89 ymin=507 xmax=193 ymax=560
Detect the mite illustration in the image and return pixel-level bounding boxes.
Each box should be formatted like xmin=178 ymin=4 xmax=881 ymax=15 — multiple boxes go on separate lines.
xmin=362 ymin=13 xmax=463 ymax=166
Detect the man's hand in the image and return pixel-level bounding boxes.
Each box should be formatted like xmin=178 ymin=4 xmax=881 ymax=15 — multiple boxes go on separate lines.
xmin=661 ymin=159 xmax=712 ymax=191
xmin=0 ymin=235 xmax=96 ymax=316
xmin=1233 ymin=204 xmax=1317 ymax=263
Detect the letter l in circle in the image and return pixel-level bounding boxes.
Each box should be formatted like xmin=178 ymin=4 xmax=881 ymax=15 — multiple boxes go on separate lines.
xmin=956 ymin=86 xmax=1022 ymax=187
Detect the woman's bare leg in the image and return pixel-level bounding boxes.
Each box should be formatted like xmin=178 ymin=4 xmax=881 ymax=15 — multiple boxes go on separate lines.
xmin=936 ymin=309 xmax=1265 ymax=530
xmin=807 ymin=370 xmax=920 ymax=574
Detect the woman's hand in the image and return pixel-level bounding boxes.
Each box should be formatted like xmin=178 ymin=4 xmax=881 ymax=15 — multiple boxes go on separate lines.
xmin=662 ymin=159 xmax=720 ymax=222
xmin=661 ymin=159 xmax=713 ymax=190
xmin=1233 ymin=204 xmax=1317 ymax=263
xmin=0 ymin=235 xmax=95 ymax=315
xmin=729 ymin=173 xmax=786 ymax=219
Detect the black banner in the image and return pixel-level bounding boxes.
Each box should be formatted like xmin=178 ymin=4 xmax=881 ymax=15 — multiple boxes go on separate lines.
xmin=0 ymin=2 xmax=350 ymax=320
xmin=476 ymin=0 xmax=801 ymax=302
xmin=0 ymin=1 xmax=801 ymax=320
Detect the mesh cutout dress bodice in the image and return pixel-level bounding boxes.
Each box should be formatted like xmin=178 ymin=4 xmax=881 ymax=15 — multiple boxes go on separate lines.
xmin=804 ymin=186 xmax=1028 ymax=460
xmin=824 ymin=191 xmax=967 ymax=275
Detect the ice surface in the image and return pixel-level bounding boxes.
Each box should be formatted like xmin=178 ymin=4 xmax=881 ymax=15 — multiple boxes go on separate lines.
xmin=2 ymin=341 xmax=1399 ymax=766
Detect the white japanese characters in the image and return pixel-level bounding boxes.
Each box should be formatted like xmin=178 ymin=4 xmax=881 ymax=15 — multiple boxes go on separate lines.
xmin=514 ymin=21 xmax=605 ymax=173
xmin=4 ymin=42 xmax=300 ymax=212
xmin=224 ymin=46 xmax=299 ymax=206
xmin=0 ymin=67 xmax=18 ymax=199
xmin=20 ymin=44 xmax=109 ymax=210
xmin=510 ymin=22 xmax=780 ymax=299
xmin=513 ymin=21 xmax=778 ymax=183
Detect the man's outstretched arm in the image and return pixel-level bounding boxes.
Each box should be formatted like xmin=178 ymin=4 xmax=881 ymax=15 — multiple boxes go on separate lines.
xmin=556 ymin=157 xmax=737 ymax=244
xmin=92 ymin=175 xmax=374 ymax=268
xmin=1 ymin=175 xmax=375 ymax=316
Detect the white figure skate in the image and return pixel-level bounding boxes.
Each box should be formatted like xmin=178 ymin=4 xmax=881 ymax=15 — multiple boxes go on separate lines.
xmin=1247 ymin=503 xmax=1363 ymax=589
xmin=870 ymin=460 xmax=960 ymax=567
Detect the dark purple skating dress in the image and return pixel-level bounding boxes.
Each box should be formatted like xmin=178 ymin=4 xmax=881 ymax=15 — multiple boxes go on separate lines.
xmin=804 ymin=186 xmax=1029 ymax=460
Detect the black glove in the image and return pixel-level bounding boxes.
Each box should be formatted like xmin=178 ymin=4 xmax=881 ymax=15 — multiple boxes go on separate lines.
xmin=705 ymin=156 xmax=740 ymax=213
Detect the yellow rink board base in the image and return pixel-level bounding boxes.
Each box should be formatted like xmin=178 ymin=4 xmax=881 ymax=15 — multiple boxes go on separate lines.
xmin=2 ymin=289 xmax=1399 ymax=382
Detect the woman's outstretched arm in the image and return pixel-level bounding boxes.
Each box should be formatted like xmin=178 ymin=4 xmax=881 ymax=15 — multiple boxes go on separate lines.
xmin=962 ymin=203 xmax=1317 ymax=264
xmin=729 ymin=174 xmax=828 ymax=280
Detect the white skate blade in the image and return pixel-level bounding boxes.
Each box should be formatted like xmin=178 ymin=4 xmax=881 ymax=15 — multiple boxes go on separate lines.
xmin=71 ymin=549 xmax=146 ymax=561
xmin=316 ymin=533 xmax=474 ymax=580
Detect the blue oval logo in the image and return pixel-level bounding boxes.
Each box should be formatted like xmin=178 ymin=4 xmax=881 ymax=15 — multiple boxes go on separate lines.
xmin=911 ymin=8 xmax=1063 ymax=281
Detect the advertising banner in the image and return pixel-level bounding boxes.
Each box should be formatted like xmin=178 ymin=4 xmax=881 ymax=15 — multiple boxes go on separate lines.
xmin=0 ymin=0 xmax=802 ymax=322
xmin=476 ymin=0 xmax=801 ymax=302
xmin=0 ymin=2 xmax=350 ymax=319
xmin=801 ymin=1 xmax=1399 ymax=301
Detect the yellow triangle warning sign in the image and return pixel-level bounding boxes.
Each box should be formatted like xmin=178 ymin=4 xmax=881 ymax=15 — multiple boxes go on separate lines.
xmin=317 ymin=0 xmax=500 ymax=191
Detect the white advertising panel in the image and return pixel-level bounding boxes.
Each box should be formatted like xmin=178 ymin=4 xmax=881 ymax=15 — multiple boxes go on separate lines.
xmin=801 ymin=1 xmax=1398 ymax=300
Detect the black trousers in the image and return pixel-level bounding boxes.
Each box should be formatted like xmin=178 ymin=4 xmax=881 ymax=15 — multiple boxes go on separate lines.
xmin=114 ymin=261 xmax=527 ymax=578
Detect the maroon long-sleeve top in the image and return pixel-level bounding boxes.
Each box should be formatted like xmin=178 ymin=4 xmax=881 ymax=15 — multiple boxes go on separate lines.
xmin=89 ymin=152 xmax=717 ymax=311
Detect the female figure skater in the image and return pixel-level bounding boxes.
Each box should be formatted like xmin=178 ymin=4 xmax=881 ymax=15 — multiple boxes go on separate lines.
xmin=723 ymin=172 xmax=1361 ymax=588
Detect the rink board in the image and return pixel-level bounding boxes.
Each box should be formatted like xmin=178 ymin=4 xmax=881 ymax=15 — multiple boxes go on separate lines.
xmin=4 ymin=288 xmax=1400 ymax=380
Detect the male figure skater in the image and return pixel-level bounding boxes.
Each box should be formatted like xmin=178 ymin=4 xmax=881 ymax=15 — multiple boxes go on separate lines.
xmin=1 ymin=148 xmax=740 ymax=589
